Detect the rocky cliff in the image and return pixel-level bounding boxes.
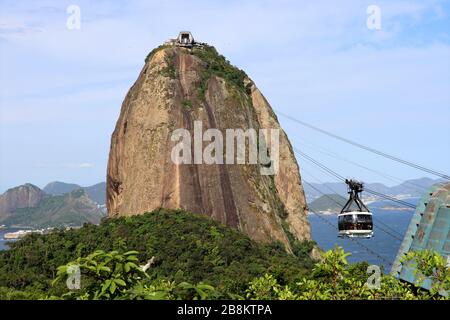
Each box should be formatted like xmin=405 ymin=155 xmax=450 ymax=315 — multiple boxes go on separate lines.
xmin=0 ymin=184 xmax=105 ymax=227
xmin=2 ymin=189 xmax=105 ymax=228
xmin=107 ymin=43 xmax=311 ymax=249
xmin=0 ymin=184 xmax=44 ymax=221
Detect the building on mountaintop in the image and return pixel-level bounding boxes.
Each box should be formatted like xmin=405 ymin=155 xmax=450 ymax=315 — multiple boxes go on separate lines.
xmin=165 ymin=31 xmax=202 ymax=48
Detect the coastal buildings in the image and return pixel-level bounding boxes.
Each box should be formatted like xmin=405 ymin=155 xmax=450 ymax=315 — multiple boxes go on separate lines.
xmin=3 ymin=230 xmax=35 ymax=240
xmin=3 ymin=228 xmax=53 ymax=240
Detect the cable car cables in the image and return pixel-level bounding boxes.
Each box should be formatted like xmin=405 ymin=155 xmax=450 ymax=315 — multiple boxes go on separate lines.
xmin=276 ymin=110 xmax=450 ymax=180
xmin=294 ymin=148 xmax=418 ymax=210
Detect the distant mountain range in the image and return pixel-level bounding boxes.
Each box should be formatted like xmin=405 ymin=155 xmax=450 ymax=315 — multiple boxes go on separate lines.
xmin=0 ymin=177 xmax=442 ymax=227
xmin=0 ymin=184 xmax=105 ymax=228
xmin=309 ymin=194 xmax=347 ymax=213
xmin=308 ymin=193 xmax=417 ymax=214
xmin=43 ymin=181 xmax=106 ymax=205
xmin=38 ymin=178 xmax=444 ymax=207
xmin=303 ymin=177 xmax=444 ymax=202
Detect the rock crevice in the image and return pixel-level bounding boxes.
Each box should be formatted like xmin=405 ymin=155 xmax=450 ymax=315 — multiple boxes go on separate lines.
xmin=107 ymin=45 xmax=311 ymax=248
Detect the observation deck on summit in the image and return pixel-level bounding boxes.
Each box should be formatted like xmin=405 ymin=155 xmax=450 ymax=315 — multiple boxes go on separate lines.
xmin=165 ymin=31 xmax=203 ymax=49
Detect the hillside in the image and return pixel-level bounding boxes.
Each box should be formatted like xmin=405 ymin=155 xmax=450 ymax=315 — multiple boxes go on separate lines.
xmin=83 ymin=182 xmax=106 ymax=205
xmin=303 ymin=177 xmax=443 ymax=202
xmin=43 ymin=181 xmax=106 ymax=205
xmin=43 ymin=181 xmax=81 ymax=195
xmin=0 ymin=184 xmax=44 ymax=222
xmin=0 ymin=208 xmax=315 ymax=296
xmin=1 ymin=189 xmax=105 ymax=228
xmin=309 ymin=194 xmax=347 ymax=213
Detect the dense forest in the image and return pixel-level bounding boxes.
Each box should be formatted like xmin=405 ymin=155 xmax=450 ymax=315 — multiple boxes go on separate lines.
xmin=0 ymin=209 xmax=448 ymax=299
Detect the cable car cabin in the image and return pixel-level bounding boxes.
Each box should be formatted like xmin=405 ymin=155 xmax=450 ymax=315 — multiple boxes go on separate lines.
xmin=338 ymin=179 xmax=373 ymax=238
xmin=338 ymin=212 xmax=373 ymax=238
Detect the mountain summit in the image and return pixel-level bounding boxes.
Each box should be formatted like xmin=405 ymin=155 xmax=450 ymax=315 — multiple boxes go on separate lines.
xmin=107 ymin=34 xmax=311 ymax=248
xmin=0 ymin=184 xmax=104 ymax=227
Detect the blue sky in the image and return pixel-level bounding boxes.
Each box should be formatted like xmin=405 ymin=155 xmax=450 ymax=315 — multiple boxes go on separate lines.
xmin=0 ymin=0 xmax=449 ymax=192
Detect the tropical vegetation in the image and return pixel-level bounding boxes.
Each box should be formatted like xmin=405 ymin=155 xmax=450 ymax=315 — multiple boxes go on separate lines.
xmin=0 ymin=209 xmax=447 ymax=300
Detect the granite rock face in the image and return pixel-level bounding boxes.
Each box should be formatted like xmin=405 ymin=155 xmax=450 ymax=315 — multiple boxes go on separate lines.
xmin=0 ymin=184 xmax=44 ymax=221
xmin=0 ymin=184 xmax=105 ymax=227
xmin=107 ymin=44 xmax=311 ymax=249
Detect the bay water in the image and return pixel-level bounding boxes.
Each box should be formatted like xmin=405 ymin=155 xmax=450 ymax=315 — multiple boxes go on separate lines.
xmin=308 ymin=208 xmax=414 ymax=272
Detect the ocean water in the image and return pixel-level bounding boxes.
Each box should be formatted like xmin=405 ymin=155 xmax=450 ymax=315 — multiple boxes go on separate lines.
xmin=0 ymin=228 xmax=20 ymax=250
xmin=308 ymin=208 xmax=414 ymax=273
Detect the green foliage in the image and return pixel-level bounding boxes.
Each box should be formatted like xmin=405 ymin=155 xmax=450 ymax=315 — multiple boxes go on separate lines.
xmin=0 ymin=286 xmax=46 ymax=300
xmin=50 ymin=248 xmax=221 ymax=300
xmin=246 ymin=247 xmax=446 ymax=300
xmin=292 ymin=240 xmax=316 ymax=264
xmin=52 ymin=249 xmax=146 ymax=299
xmin=0 ymin=208 xmax=312 ymax=297
xmin=197 ymin=69 xmax=210 ymax=101
xmin=1 ymin=241 xmax=448 ymax=300
xmin=280 ymin=220 xmax=316 ymax=267
xmin=192 ymin=45 xmax=248 ymax=100
xmin=299 ymin=246 xmax=421 ymax=300
xmin=246 ymin=246 xmax=448 ymax=300
xmin=161 ymin=56 xmax=176 ymax=79
xmin=401 ymin=249 xmax=450 ymax=296
xmin=245 ymin=274 xmax=296 ymax=300
xmin=1 ymin=207 xmax=447 ymax=300
xmin=126 ymin=279 xmax=223 ymax=300
xmin=145 ymin=44 xmax=248 ymax=101
xmin=181 ymin=99 xmax=193 ymax=111
xmin=312 ymin=245 xmax=350 ymax=282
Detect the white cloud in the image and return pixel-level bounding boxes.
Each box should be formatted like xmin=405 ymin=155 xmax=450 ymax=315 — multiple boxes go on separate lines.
xmin=71 ymin=162 xmax=94 ymax=168
xmin=32 ymin=162 xmax=95 ymax=169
